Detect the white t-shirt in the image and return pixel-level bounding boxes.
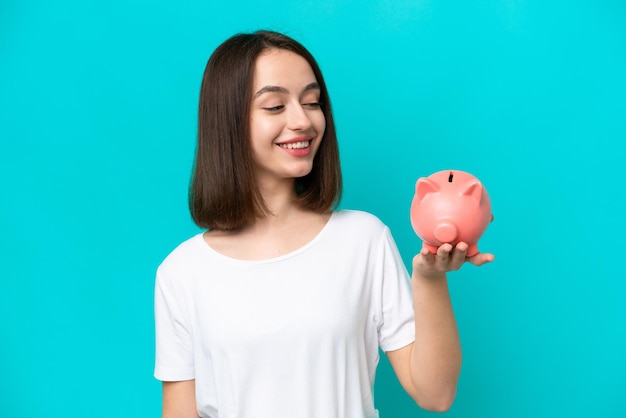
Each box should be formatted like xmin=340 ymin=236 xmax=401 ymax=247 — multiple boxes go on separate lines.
xmin=154 ymin=210 xmax=415 ymax=418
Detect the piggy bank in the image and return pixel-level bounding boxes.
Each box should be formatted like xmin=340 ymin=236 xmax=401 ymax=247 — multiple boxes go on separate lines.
xmin=410 ymin=170 xmax=492 ymax=257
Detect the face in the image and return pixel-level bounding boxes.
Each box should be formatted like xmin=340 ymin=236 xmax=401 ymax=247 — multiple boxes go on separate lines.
xmin=249 ymin=48 xmax=326 ymax=188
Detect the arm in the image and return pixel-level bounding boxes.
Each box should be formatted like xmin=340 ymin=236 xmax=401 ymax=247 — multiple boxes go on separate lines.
xmin=387 ymin=242 xmax=494 ymax=412
xmin=161 ymin=380 xmax=199 ymax=418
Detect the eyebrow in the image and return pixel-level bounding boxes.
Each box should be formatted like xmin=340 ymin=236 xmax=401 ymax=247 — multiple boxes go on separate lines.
xmin=253 ymin=82 xmax=320 ymax=99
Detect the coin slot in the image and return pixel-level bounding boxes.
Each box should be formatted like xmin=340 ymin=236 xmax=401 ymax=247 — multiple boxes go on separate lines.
xmin=448 ymin=172 xmax=454 ymax=182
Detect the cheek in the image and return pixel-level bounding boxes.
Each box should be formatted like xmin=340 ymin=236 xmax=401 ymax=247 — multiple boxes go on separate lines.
xmin=250 ymin=116 xmax=282 ymax=144
xmin=314 ymin=112 xmax=326 ymax=136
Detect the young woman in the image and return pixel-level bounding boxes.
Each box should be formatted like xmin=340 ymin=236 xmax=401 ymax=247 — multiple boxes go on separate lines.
xmin=154 ymin=30 xmax=494 ymax=418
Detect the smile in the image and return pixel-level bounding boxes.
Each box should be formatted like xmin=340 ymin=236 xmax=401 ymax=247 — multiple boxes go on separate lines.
xmin=277 ymin=141 xmax=311 ymax=150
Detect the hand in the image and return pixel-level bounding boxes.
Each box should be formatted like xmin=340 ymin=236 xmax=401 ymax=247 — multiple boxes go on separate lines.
xmin=412 ymin=242 xmax=495 ymax=280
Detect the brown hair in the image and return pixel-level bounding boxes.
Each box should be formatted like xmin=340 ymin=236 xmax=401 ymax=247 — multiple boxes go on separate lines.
xmin=189 ymin=30 xmax=342 ymax=230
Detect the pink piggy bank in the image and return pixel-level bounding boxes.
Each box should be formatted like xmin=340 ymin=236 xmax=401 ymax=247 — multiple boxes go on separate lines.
xmin=410 ymin=170 xmax=492 ymax=257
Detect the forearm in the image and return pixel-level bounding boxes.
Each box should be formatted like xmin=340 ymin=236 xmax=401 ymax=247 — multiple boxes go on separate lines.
xmin=409 ymin=272 xmax=462 ymax=409
xmin=162 ymin=380 xmax=200 ymax=418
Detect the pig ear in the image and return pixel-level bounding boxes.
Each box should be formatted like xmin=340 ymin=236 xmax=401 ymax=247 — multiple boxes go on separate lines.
xmin=462 ymin=180 xmax=483 ymax=203
xmin=416 ymin=178 xmax=440 ymax=200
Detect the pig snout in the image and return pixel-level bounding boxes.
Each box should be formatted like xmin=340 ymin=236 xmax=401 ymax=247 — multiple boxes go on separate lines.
xmin=433 ymin=222 xmax=458 ymax=244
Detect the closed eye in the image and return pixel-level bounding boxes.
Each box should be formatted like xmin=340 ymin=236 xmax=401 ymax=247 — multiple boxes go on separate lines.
xmin=303 ymin=102 xmax=322 ymax=109
xmin=263 ymin=105 xmax=284 ymax=112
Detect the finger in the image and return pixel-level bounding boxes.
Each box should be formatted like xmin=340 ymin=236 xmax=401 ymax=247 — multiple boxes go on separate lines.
xmin=418 ymin=245 xmax=435 ymax=264
xmin=435 ymin=243 xmax=453 ymax=270
xmin=413 ymin=245 xmax=431 ymax=268
xmin=450 ymin=242 xmax=468 ymax=269
xmin=468 ymin=252 xmax=495 ymax=266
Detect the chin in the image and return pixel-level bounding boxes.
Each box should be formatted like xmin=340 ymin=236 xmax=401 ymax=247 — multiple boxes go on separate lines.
xmin=287 ymin=164 xmax=314 ymax=178
xmin=297 ymin=168 xmax=315 ymax=178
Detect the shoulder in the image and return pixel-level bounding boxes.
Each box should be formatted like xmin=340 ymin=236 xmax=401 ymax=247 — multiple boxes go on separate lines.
xmin=333 ymin=209 xmax=386 ymax=228
xmin=157 ymin=233 xmax=206 ymax=278
xmin=330 ymin=209 xmax=389 ymax=238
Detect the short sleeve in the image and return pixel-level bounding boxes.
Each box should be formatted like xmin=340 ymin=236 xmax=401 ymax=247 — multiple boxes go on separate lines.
xmin=376 ymin=227 xmax=415 ymax=352
xmin=154 ymin=268 xmax=195 ymax=381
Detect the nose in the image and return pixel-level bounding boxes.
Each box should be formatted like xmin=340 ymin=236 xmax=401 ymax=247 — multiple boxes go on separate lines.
xmin=287 ymin=103 xmax=313 ymax=131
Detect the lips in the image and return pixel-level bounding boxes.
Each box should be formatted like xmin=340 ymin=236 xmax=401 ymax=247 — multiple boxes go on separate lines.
xmin=277 ymin=140 xmax=311 ymax=150
xmin=275 ymin=136 xmax=314 ymax=156
xmin=276 ymin=135 xmax=313 ymax=145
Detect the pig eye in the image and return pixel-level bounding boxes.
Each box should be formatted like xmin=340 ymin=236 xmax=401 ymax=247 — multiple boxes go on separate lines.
xmin=448 ymin=172 xmax=454 ymax=182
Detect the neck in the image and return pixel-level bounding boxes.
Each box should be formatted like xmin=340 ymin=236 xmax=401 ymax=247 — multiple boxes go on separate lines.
xmin=252 ymin=178 xmax=302 ymax=229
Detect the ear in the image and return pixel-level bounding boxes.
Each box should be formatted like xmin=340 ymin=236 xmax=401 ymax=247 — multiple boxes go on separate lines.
xmin=462 ymin=180 xmax=483 ymax=203
xmin=415 ymin=178 xmax=440 ymax=200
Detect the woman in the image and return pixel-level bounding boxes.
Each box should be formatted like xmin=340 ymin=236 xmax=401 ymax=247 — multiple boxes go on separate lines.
xmin=154 ymin=30 xmax=494 ymax=418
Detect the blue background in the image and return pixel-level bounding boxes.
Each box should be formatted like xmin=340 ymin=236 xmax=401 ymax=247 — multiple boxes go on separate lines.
xmin=2 ymin=0 xmax=625 ymax=416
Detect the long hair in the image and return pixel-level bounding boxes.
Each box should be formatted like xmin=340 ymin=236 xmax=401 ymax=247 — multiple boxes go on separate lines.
xmin=189 ymin=30 xmax=342 ymax=230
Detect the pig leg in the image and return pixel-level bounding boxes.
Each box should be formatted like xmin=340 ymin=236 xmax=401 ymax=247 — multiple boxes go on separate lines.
xmin=465 ymin=243 xmax=479 ymax=257
xmin=424 ymin=242 xmax=439 ymax=254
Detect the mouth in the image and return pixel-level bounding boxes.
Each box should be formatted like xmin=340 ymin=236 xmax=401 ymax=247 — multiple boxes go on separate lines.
xmin=277 ymin=140 xmax=311 ymax=150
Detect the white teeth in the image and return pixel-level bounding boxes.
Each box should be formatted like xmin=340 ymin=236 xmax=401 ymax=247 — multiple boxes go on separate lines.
xmin=278 ymin=141 xmax=310 ymax=149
